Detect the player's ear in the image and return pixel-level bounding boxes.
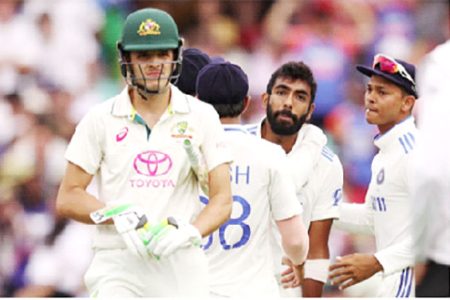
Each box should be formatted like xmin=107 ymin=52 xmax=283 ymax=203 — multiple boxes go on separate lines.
xmin=306 ymin=103 xmax=315 ymax=122
xmin=401 ymin=94 xmax=415 ymax=114
xmin=261 ymin=92 xmax=269 ymax=109
xmin=242 ymin=96 xmax=251 ymax=115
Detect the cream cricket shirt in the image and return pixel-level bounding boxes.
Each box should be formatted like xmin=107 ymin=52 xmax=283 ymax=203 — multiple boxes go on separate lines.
xmin=205 ymin=125 xmax=302 ymax=297
xmin=65 ymin=85 xmax=232 ymax=249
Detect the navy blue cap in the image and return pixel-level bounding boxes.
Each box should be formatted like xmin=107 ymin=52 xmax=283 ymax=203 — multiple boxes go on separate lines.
xmin=176 ymin=48 xmax=211 ymax=96
xmin=356 ymin=54 xmax=417 ymax=98
xmin=196 ymin=61 xmax=249 ymax=105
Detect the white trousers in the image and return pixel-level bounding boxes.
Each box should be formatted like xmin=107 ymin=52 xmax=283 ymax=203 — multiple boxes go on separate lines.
xmin=84 ymin=247 xmax=209 ymax=297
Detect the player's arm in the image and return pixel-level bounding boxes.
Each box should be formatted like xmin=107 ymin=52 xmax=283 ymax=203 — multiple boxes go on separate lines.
xmin=334 ymin=201 xmax=374 ymax=234
xmin=56 ymin=162 xmax=105 ymax=224
xmin=329 ymin=237 xmax=414 ymax=291
xmin=302 ymin=151 xmax=343 ymax=297
xmin=374 ymin=236 xmax=414 ymax=275
xmin=192 ymin=163 xmax=232 ymax=237
xmin=276 ymin=215 xmax=309 ymax=266
xmin=302 ymin=218 xmax=333 ymax=297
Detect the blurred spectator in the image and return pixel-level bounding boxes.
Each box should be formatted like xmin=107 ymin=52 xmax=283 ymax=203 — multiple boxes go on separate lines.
xmin=23 ymin=0 xmax=104 ymax=94
xmin=370 ymin=1 xmax=417 ymax=59
xmin=283 ymin=0 xmax=370 ymax=127
xmin=0 ymin=0 xmax=40 ymax=95
xmin=324 ymin=74 xmax=377 ymax=203
xmin=14 ymin=218 xmax=93 ymax=297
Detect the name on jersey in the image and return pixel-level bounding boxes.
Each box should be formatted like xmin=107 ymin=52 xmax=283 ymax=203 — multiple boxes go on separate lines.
xmin=230 ymin=165 xmax=250 ymax=185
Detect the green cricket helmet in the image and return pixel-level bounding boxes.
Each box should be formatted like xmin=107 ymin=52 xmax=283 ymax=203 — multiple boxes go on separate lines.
xmin=117 ymin=8 xmax=183 ymax=95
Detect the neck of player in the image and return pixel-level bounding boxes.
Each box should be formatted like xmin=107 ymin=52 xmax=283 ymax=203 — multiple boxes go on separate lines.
xmin=129 ymin=85 xmax=171 ymax=128
xmin=261 ymin=120 xmax=297 ymax=154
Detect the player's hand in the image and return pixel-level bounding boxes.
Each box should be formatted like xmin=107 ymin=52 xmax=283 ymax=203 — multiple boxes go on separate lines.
xmin=280 ymin=256 xmax=305 ymax=288
xmin=146 ymin=217 xmax=201 ymax=258
xmin=328 ymin=254 xmax=383 ymax=290
xmin=90 ymin=204 xmax=152 ymax=259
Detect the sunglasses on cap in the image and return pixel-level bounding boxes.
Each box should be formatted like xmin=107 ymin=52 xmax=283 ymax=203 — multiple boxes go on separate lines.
xmin=373 ymin=54 xmax=415 ymax=85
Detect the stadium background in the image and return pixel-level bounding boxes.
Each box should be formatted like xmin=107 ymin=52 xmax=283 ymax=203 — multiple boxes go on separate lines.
xmin=0 ymin=0 xmax=448 ymax=297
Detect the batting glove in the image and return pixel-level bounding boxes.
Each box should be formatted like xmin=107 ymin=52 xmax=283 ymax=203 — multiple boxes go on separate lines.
xmin=146 ymin=217 xmax=202 ymax=258
xmin=90 ymin=204 xmax=154 ymax=259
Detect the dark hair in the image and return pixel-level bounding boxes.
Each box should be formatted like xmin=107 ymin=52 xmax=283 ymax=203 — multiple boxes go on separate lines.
xmin=209 ymin=102 xmax=246 ymax=118
xmin=266 ymin=61 xmax=317 ymax=103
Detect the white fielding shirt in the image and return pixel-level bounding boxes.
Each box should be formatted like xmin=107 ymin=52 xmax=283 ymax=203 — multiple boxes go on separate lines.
xmin=247 ymin=122 xmax=343 ymax=280
xmin=413 ymin=40 xmax=450 ymax=265
xmin=337 ymin=116 xmax=418 ymax=275
xmin=65 ymin=85 xmax=232 ymax=249
xmin=204 ymin=125 xmax=302 ymax=297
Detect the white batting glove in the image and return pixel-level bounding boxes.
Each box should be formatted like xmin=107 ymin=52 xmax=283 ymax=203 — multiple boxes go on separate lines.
xmin=90 ymin=204 xmax=152 ymax=259
xmin=146 ymin=217 xmax=202 ymax=258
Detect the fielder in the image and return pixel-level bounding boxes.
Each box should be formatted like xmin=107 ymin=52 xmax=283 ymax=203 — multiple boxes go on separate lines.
xmin=247 ymin=61 xmax=344 ymax=297
xmin=196 ymin=61 xmax=309 ymax=297
xmin=174 ymin=47 xmax=210 ymax=96
xmin=413 ymin=40 xmax=450 ymax=297
xmin=56 ymin=8 xmax=232 ymax=297
xmin=329 ymin=54 xmax=418 ymax=297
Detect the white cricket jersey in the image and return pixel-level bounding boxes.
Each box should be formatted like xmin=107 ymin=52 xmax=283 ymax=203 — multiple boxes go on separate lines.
xmin=246 ymin=122 xmax=342 ymax=229
xmin=337 ymin=116 xmax=417 ymax=297
xmin=65 ymin=85 xmax=232 ymax=249
xmin=413 ymin=40 xmax=450 ymax=266
xmin=369 ymin=117 xmax=417 ymax=275
xmin=204 ymin=124 xmax=302 ymax=297
xmin=247 ymin=121 xmax=343 ymax=281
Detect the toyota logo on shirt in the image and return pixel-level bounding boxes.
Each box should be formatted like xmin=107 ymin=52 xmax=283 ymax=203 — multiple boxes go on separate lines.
xmin=133 ymin=150 xmax=173 ymax=177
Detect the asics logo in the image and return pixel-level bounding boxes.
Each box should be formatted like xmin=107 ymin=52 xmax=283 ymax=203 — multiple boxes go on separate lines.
xmin=116 ymin=127 xmax=128 ymax=142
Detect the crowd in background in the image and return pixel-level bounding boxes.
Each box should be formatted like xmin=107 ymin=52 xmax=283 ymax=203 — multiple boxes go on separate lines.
xmin=0 ymin=0 xmax=448 ymax=297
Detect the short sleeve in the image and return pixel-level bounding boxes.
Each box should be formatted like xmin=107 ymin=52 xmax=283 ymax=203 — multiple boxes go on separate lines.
xmin=310 ymin=157 xmax=343 ymax=221
xmin=269 ymin=147 xmax=303 ymax=220
xmin=199 ymin=105 xmax=233 ymax=171
xmin=65 ymin=108 xmax=104 ymax=175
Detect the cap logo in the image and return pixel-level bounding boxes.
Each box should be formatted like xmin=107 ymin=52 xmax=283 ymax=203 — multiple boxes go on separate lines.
xmin=137 ymin=18 xmax=161 ymax=36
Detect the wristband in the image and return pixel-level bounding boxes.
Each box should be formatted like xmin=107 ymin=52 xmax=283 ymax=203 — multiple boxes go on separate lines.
xmin=304 ymin=259 xmax=330 ymax=283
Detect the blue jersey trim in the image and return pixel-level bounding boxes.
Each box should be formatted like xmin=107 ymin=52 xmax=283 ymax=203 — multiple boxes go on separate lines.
xmin=398 ymin=132 xmax=415 ymax=154
xmin=321 ymin=146 xmax=334 ymax=162
xmin=396 ymin=267 xmax=413 ymax=298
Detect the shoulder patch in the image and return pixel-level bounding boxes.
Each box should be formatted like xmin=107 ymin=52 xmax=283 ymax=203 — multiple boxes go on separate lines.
xmin=398 ymin=132 xmax=415 ymax=154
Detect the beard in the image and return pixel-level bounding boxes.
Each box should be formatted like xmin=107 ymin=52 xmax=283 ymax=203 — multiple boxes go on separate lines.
xmin=266 ymin=103 xmax=309 ymax=136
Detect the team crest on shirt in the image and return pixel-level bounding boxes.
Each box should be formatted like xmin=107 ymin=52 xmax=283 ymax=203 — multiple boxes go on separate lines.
xmin=376 ymin=168 xmax=385 ymax=185
xmin=171 ymin=121 xmax=193 ymax=139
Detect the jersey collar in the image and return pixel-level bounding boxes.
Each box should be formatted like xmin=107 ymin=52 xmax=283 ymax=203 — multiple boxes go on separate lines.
xmin=253 ymin=117 xmax=310 ymax=152
xmin=374 ymin=116 xmax=416 ymax=150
